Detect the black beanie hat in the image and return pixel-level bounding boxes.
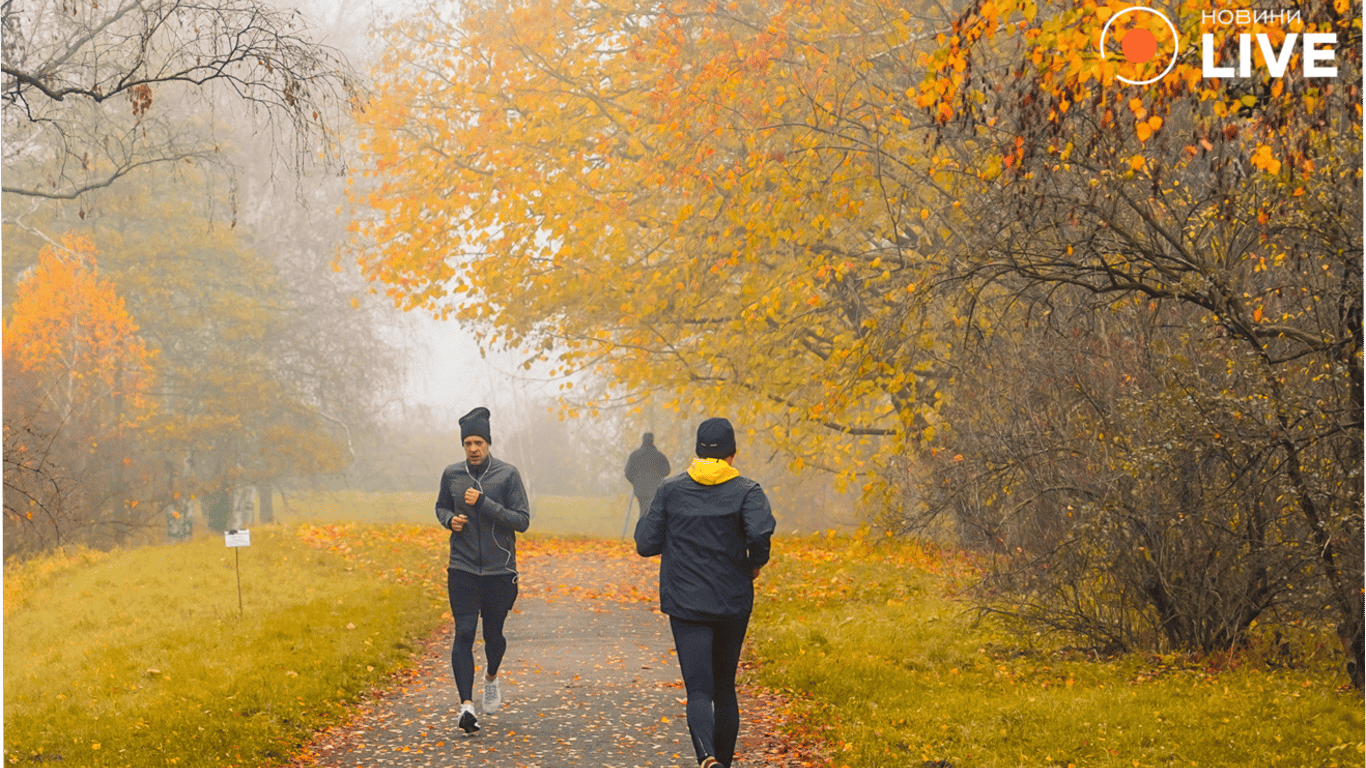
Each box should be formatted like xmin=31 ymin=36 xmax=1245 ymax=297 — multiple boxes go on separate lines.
xmin=695 ymin=417 xmax=736 ymax=459
xmin=459 ymin=407 xmax=492 ymax=443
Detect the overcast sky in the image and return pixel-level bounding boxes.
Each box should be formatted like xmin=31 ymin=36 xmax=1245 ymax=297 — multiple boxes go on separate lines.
xmin=266 ymin=0 xmax=558 ymax=419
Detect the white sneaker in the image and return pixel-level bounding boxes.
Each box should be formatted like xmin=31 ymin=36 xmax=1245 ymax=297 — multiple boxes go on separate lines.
xmin=483 ymin=676 xmax=502 ymax=713
xmin=458 ymin=702 xmax=480 ymax=734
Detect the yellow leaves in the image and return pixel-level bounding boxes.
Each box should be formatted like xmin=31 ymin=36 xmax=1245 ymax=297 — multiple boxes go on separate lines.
xmin=1250 ymin=145 xmax=1283 ymax=175
xmin=355 ymin=0 xmax=991 ymax=508
xmin=1135 ymin=115 xmax=1162 ymax=142
xmin=5 ymin=235 xmax=156 ymax=424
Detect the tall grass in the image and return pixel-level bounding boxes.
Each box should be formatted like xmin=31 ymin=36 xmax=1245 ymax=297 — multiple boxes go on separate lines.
xmin=748 ymin=531 xmax=1365 ymax=768
xmin=3 ymin=523 xmax=449 ymax=767
xmin=4 ymin=544 xmax=115 ymax=618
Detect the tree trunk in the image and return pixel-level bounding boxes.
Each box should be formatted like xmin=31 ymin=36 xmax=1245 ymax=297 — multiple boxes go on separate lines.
xmin=256 ymin=484 xmax=274 ymax=524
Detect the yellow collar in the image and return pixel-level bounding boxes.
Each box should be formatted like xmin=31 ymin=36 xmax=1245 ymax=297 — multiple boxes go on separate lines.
xmin=688 ymin=457 xmax=739 ymax=485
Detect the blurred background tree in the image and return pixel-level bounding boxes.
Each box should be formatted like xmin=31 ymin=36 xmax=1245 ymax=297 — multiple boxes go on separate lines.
xmin=1 ymin=0 xmax=397 ymax=556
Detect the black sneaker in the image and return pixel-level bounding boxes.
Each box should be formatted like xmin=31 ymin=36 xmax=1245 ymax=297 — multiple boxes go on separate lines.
xmin=458 ymin=703 xmax=480 ymax=734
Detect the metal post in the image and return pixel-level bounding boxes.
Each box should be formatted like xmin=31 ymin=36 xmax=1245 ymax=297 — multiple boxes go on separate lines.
xmin=620 ymin=495 xmax=635 ymax=539
xmin=235 ymin=547 xmax=243 ymax=617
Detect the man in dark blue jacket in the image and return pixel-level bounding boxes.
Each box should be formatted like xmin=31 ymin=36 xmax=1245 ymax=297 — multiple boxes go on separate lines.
xmin=435 ymin=406 xmax=531 ymax=735
xmin=634 ymin=417 xmax=776 ymax=768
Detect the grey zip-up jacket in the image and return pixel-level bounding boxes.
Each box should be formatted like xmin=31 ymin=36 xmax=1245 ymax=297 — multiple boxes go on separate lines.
xmin=434 ymin=456 xmax=531 ymax=576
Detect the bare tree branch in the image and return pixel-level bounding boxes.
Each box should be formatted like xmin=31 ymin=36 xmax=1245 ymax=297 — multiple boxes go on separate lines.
xmin=1 ymin=0 xmax=360 ymax=200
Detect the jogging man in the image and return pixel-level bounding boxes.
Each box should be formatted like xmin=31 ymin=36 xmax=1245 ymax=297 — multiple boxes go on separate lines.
xmin=434 ymin=406 xmax=531 ymax=734
xmin=634 ymin=417 xmax=777 ymax=768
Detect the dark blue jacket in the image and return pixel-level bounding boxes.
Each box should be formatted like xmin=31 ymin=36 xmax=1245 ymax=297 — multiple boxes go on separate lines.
xmin=435 ymin=456 xmax=531 ymax=576
xmin=634 ymin=460 xmax=776 ymax=621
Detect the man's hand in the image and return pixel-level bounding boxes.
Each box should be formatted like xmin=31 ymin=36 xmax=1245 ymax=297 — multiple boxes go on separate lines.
xmin=450 ymin=514 xmax=469 ymax=532
xmin=463 ymin=487 xmax=482 ymax=507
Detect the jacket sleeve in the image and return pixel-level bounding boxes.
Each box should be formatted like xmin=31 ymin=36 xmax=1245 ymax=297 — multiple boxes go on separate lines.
xmin=634 ymin=484 xmax=666 ymax=557
xmin=743 ymin=482 xmax=777 ymax=572
xmin=476 ymin=466 xmax=532 ymax=533
xmin=434 ymin=467 xmax=456 ymax=530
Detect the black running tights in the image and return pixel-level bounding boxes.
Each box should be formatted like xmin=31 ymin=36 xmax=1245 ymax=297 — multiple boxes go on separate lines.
xmin=669 ymin=614 xmax=750 ymax=767
xmin=447 ymin=570 xmax=517 ymax=703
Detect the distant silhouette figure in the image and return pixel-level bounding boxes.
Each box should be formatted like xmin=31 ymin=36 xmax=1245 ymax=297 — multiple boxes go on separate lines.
xmin=624 ymin=432 xmax=672 ymax=514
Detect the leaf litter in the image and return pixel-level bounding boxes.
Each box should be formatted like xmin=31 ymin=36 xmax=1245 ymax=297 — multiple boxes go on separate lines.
xmin=285 ymin=537 xmax=828 ymax=768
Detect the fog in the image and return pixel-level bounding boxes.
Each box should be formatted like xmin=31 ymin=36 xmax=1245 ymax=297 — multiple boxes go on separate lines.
xmin=7 ymin=0 xmax=1361 ymax=703
xmin=1 ymin=0 xmax=837 ymax=556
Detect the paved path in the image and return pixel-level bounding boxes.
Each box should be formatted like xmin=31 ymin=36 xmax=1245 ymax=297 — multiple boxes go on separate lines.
xmin=294 ymin=542 xmax=814 ymax=768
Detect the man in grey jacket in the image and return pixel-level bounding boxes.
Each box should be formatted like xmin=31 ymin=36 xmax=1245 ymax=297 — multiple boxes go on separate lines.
xmin=434 ymin=406 xmax=531 ymax=734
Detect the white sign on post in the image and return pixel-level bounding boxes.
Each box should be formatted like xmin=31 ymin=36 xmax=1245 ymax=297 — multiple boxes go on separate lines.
xmin=225 ymin=529 xmax=250 ymax=616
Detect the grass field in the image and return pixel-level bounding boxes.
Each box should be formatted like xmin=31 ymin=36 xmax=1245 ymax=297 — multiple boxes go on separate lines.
xmin=4 ymin=494 xmax=1362 ymax=767
xmin=3 ymin=522 xmax=450 ymax=767
xmin=747 ymin=533 xmax=1364 ymax=767
xmin=273 ymin=490 xmax=640 ymax=539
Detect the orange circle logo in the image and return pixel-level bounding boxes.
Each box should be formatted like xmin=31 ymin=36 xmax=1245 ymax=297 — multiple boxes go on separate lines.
xmin=1099 ymin=7 xmax=1181 ymax=84
xmin=1122 ymin=28 xmax=1159 ymax=63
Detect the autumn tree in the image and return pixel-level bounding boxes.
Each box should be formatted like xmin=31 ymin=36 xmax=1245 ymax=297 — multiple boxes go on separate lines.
xmin=911 ymin=0 xmax=1362 ymax=680
xmin=234 ymin=165 xmax=409 ymax=521
xmin=84 ymin=176 xmax=367 ymax=522
xmin=2 ymin=165 xmax=398 ymax=550
xmin=1 ymin=0 xmax=405 ymax=553
xmin=352 ymin=0 xmax=1361 ymax=682
xmin=3 ymin=234 xmax=155 ymax=554
xmin=352 ymin=0 xmax=972 ymax=501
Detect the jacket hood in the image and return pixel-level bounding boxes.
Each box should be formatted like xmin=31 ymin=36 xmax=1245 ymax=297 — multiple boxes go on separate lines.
xmin=687 ymin=457 xmax=739 ymax=486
